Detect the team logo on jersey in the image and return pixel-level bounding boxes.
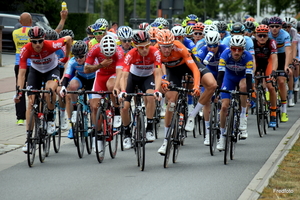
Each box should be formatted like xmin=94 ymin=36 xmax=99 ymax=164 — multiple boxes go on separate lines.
xmin=124 ymin=54 xmax=132 ymax=65
xmin=53 ymin=42 xmax=63 ymax=49
xmin=154 ymin=50 xmax=161 ymax=63
xmin=246 ymin=61 xmax=253 ymax=69
xmin=219 ymin=58 xmax=226 ymax=66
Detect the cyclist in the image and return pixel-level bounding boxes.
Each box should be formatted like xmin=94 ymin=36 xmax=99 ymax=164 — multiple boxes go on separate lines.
xmin=244 ymin=21 xmax=256 ymax=38
xmin=217 ymin=21 xmax=230 ymax=42
xmin=154 ymin=17 xmax=169 ymax=29
xmin=185 ymin=25 xmax=194 ymax=40
xmin=186 ymin=31 xmax=228 ymax=145
xmin=118 ymin=30 xmax=163 ymax=150
xmin=117 ymin=26 xmax=134 ymax=55
xmin=185 ymin=14 xmax=198 ymax=26
xmin=192 ymin=22 xmax=205 ymax=44
xmin=148 ymin=26 xmax=159 ymax=46
xmin=83 ymin=24 xmax=95 ymax=44
xmin=154 ymin=30 xmax=201 ymax=155
xmin=14 ymin=26 xmax=72 ymax=152
xmin=268 ymin=16 xmax=292 ymax=121
xmin=88 ymin=22 xmax=108 ymax=49
xmin=95 ymin=18 xmax=118 ymax=40
xmin=84 ymin=35 xmax=124 ymax=152
xmin=59 ymin=41 xmax=95 ymax=138
xmin=217 ymin=35 xmax=253 ymax=150
xmin=196 ymin=24 xmax=218 ymax=50
xmin=253 ymin=25 xmax=278 ymax=127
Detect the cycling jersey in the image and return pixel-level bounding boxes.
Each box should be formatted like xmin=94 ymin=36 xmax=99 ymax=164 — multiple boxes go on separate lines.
xmin=297 ymin=33 xmax=300 ymax=59
xmin=12 ymin=26 xmax=31 ymax=66
xmin=85 ymin=43 xmax=124 ymax=76
xmin=220 ymin=31 xmax=230 ymax=42
xmin=118 ymin=44 xmax=134 ymax=55
xmin=88 ymin=38 xmax=99 ymax=49
xmin=287 ymin=27 xmax=298 ymax=42
xmin=123 ymin=46 xmax=161 ymax=77
xmin=268 ymin=29 xmax=291 ymax=53
xmin=64 ymin=57 xmax=95 ymax=80
xmin=183 ymin=37 xmax=197 ymax=56
xmin=196 ymin=38 xmax=206 ymax=50
xmin=253 ymin=38 xmax=277 ymax=72
xmin=19 ymin=38 xmax=67 ymax=73
xmin=197 ymin=44 xmax=229 ymax=78
xmin=221 ymin=35 xmax=255 ymax=54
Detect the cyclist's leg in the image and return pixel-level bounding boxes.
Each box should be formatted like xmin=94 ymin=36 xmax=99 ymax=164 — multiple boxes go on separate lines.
xmin=277 ymin=53 xmax=289 ymax=121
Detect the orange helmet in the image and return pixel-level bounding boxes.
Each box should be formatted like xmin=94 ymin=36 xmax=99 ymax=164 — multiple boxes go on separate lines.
xmin=155 ymin=29 xmax=174 ymax=45
xmin=246 ymin=17 xmax=255 ymax=22
xmin=255 ymin=24 xmax=269 ymax=33
xmin=193 ymin=22 xmax=205 ymax=31
xmin=148 ymin=27 xmax=159 ymax=40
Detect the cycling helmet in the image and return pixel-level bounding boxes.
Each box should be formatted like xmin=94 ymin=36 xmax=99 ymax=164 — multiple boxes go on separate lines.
xmin=203 ymin=25 xmax=218 ymax=35
xmin=193 ymin=22 xmax=205 ymax=31
xmin=139 ymin=22 xmax=149 ymax=30
xmin=154 ymin=17 xmax=169 ymax=27
xmin=28 ymin=26 xmax=45 ymax=39
xmin=284 ymin=17 xmax=297 ymax=28
xmin=282 ymin=21 xmax=288 ymax=29
xmin=244 ymin=21 xmax=255 ymax=31
xmin=132 ymin=30 xmax=150 ymax=45
xmin=230 ymin=35 xmax=246 ymax=47
xmin=181 ymin=19 xmax=187 ymax=27
xmin=269 ymin=16 xmax=282 ymax=25
xmin=145 ymin=25 xmax=151 ymax=33
xmin=100 ymin=35 xmax=117 ymax=57
xmin=255 ymin=24 xmax=269 ymax=33
xmin=117 ymin=26 xmax=133 ymax=40
xmin=205 ymin=31 xmax=221 ymax=45
xmin=71 ymin=40 xmax=88 ymax=55
xmin=186 ymin=14 xmax=199 ymax=22
xmin=185 ymin=25 xmax=194 ymax=36
xmin=95 ymin=18 xmax=109 ymax=27
xmin=230 ymin=22 xmax=245 ymax=34
xmin=217 ymin=21 xmax=227 ymax=31
xmin=86 ymin=25 xmax=93 ymax=35
xmin=212 ymin=21 xmax=220 ymax=27
xmin=171 ymin=26 xmax=185 ymax=36
xmin=290 ymin=18 xmax=297 ymax=28
xmin=150 ymin=22 xmax=164 ymax=30
xmin=246 ymin=17 xmax=255 ymax=22
xmin=91 ymin=23 xmax=107 ymax=32
xmin=156 ymin=29 xmax=174 ymax=45
xmin=148 ymin=27 xmax=159 ymax=39
xmin=204 ymin=19 xmax=213 ymax=25
xmin=44 ymin=29 xmax=59 ymax=40
xmin=261 ymin=17 xmax=269 ymax=25
xmin=59 ymin=29 xmax=74 ymax=39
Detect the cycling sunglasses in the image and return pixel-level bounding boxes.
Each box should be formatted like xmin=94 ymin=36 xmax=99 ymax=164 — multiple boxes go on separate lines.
xmin=257 ymin=34 xmax=268 ymax=38
xmin=122 ymin=39 xmax=131 ymax=43
xmin=207 ymin=44 xmax=218 ymax=48
xmin=194 ymin=32 xmax=203 ymax=36
xmin=93 ymin=31 xmax=106 ymax=36
xmin=230 ymin=46 xmax=244 ymax=52
xmin=74 ymin=54 xmax=85 ymax=59
xmin=269 ymin=25 xmax=280 ymax=29
xmin=136 ymin=43 xmax=151 ymax=50
xmin=31 ymin=39 xmax=44 ymax=44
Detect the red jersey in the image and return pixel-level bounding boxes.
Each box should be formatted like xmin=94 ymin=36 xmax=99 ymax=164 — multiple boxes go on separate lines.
xmin=19 ymin=38 xmax=66 ymax=72
xmin=123 ymin=46 xmax=161 ymax=77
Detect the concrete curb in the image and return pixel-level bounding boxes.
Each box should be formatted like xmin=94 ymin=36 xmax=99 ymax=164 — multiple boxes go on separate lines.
xmin=238 ymin=117 xmax=300 ymax=200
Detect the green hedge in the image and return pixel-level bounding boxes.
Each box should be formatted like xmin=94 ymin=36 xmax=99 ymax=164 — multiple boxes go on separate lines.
xmin=63 ymin=13 xmax=99 ymax=40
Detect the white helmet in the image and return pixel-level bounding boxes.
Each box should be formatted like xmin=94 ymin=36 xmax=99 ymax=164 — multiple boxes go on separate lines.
xmin=117 ymin=26 xmax=133 ymax=40
xmin=212 ymin=20 xmax=220 ymax=27
xmin=203 ymin=25 xmax=218 ymax=35
xmin=290 ymin=18 xmax=297 ymax=28
xmin=155 ymin=17 xmax=169 ymax=27
xmin=171 ymin=26 xmax=185 ymax=36
xmin=230 ymin=35 xmax=246 ymax=47
xmin=95 ymin=18 xmax=109 ymax=27
xmin=100 ymin=35 xmax=117 ymax=57
xmin=205 ymin=31 xmax=221 ymax=44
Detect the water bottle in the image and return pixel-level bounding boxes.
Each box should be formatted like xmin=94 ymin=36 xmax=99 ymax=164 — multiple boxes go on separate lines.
xmin=106 ymin=110 xmax=112 ymax=126
xmin=61 ymin=1 xmax=67 ymax=11
xmin=38 ymin=113 xmax=44 ymax=128
xmin=203 ymin=51 xmax=214 ymax=65
xmin=169 ymin=102 xmax=175 ymax=112
xmin=179 ymin=113 xmax=184 ymax=126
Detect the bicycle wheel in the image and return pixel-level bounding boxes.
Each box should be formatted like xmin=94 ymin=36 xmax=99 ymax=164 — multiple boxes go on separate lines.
xmin=262 ymin=93 xmax=268 ymax=135
xmin=164 ymin=115 xmax=176 ymax=168
xmin=75 ymin=104 xmax=85 ymax=158
xmin=109 ymin=108 xmax=118 ymax=159
xmin=224 ymin=106 xmax=234 ymax=165
xmin=230 ymin=110 xmax=238 ymax=160
xmin=256 ymin=91 xmax=264 ymax=137
xmin=45 ymin=134 xmax=51 ymax=157
xmin=136 ymin=113 xmax=145 ymax=171
xmin=53 ymin=103 xmax=61 ymax=153
xmin=173 ymin=115 xmax=180 ymax=163
xmin=95 ymin=108 xmax=106 ymax=163
xmin=294 ymin=91 xmax=298 ymax=104
xmin=193 ymin=115 xmax=200 ymax=138
xmin=85 ymin=111 xmax=93 ymax=154
xmin=209 ymin=102 xmax=218 ymax=156
xmin=120 ymin=125 xmax=124 ymax=151
xmin=27 ymin=111 xmax=38 ymax=167
xmin=153 ymin=105 xmax=161 ymax=139
xmin=39 ymin=107 xmax=47 ymax=163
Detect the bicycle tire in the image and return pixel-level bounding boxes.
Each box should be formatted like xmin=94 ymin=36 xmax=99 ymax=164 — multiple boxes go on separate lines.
xmin=39 ymin=105 xmax=47 ymax=163
xmin=109 ymin=108 xmax=118 ymax=159
xmin=262 ymin=93 xmax=268 ymax=135
xmin=172 ymin=115 xmax=180 ymax=163
xmin=85 ymin=112 xmax=92 ymax=154
xmin=53 ymin=103 xmax=61 ymax=153
xmin=27 ymin=111 xmax=38 ymax=167
xmin=209 ymin=102 xmax=218 ymax=156
xmin=120 ymin=125 xmax=124 ymax=151
xmin=224 ymin=106 xmax=234 ymax=165
xmin=45 ymin=134 xmax=51 ymax=157
xmin=230 ymin=108 xmax=238 ymax=160
xmin=193 ymin=115 xmax=199 ymax=138
xmin=294 ymin=91 xmax=298 ymax=104
xmin=95 ymin=109 xmax=106 ymax=163
xmin=136 ymin=113 xmax=145 ymax=171
xmin=164 ymin=116 xmax=176 ymax=168
xmin=256 ymin=90 xmax=264 ymax=137
xmin=75 ymin=104 xmax=85 ymax=158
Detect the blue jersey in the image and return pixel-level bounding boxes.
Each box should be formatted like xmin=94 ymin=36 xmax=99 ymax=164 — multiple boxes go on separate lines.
xmin=196 ymin=38 xmax=206 ymax=51
xmin=197 ymin=44 xmax=229 ymax=78
xmin=65 ymin=57 xmax=95 ymax=80
xmin=268 ymin=29 xmax=291 ymax=54
xmin=221 ymin=35 xmax=254 ymax=55
xmin=220 ymin=31 xmax=230 ymax=42
xmin=183 ymin=37 xmax=197 ymax=56
xmin=55 ymin=49 xmax=65 ymax=68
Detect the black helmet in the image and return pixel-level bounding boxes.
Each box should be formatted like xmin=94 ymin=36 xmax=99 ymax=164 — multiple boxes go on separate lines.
xmin=132 ymin=30 xmax=150 ymax=45
xmin=244 ymin=21 xmax=255 ymax=31
xmin=59 ymin=29 xmax=74 ymax=39
xmin=218 ymin=21 xmax=228 ymax=31
xmin=86 ymin=25 xmax=93 ymax=35
xmin=231 ymin=22 xmax=245 ymax=34
xmin=45 ymin=29 xmax=59 ymax=40
xmin=28 ymin=26 xmax=45 ymax=39
xmin=71 ymin=40 xmax=88 ymax=55
xmin=261 ymin=17 xmax=269 ymax=25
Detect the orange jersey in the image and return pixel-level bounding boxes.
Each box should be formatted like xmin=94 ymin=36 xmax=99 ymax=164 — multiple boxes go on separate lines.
xmin=155 ymin=40 xmax=200 ymax=85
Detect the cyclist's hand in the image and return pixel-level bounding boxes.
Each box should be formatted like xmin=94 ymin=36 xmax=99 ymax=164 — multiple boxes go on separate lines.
xmin=13 ymin=91 xmax=22 ymax=104
xmin=101 ymin=58 xmax=113 ymax=68
xmin=59 ymin=57 xmax=69 ymax=65
xmin=113 ymin=88 xmax=120 ymax=97
xmin=60 ymin=86 xmax=67 ymax=97
xmin=161 ymin=79 xmax=170 ymax=91
xmin=154 ymin=90 xmax=162 ymax=101
xmin=248 ymin=89 xmax=254 ymax=98
xmin=118 ymin=90 xmax=127 ymax=101
xmin=192 ymin=86 xmax=200 ymax=96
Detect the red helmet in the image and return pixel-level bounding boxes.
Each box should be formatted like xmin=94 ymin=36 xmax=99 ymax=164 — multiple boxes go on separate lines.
xmin=139 ymin=22 xmax=149 ymax=30
xmin=255 ymin=24 xmax=269 ymax=33
xmin=132 ymin=30 xmax=150 ymax=44
xmin=148 ymin=27 xmax=159 ymax=40
xmin=28 ymin=26 xmax=45 ymax=39
xmin=193 ymin=22 xmax=205 ymax=31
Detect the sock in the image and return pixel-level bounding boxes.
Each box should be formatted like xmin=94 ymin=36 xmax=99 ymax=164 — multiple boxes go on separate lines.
xmin=123 ymin=124 xmax=131 ymax=137
xmin=146 ymin=118 xmax=153 ymax=131
xmin=281 ymin=100 xmax=287 ymax=113
xmin=288 ymin=90 xmax=293 ymax=99
xmin=47 ymin=109 xmax=54 ymax=121
xmin=240 ymin=107 xmax=247 ymax=118
xmin=60 ymin=108 xmax=66 ymax=119
xmin=220 ymin=127 xmax=226 ymax=137
xmin=71 ymin=102 xmax=77 ymax=111
xmin=164 ymin=127 xmax=169 ymax=142
xmin=115 ymin=107 xmax=120 ymax=115
xmin=187 ymin=94 xmax=193 ymax=105
xmin=190 ymin=102 xmax=204 ymax=118
xmin=205 ymin=121 xmax=210 ymax=135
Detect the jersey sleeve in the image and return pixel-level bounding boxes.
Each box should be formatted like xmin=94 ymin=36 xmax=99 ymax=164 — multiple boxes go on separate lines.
xmin=153 ymin=48 xmax=162 ymax=68
xmin=85 ymin=44 xmax=100 ymax=65
xmin=123 ymin=49 xmax=134 ymax=72
xmin=64 ymin=58 xmax=76 ymax=78
xmin=115 ymin=46 xmax=125 ymax=69
xmin=19 ymin=43 xmax=31 ymax=69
